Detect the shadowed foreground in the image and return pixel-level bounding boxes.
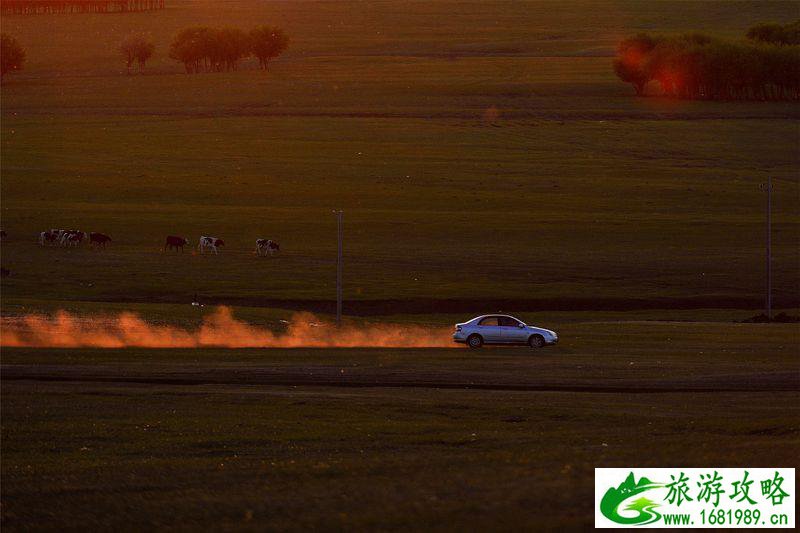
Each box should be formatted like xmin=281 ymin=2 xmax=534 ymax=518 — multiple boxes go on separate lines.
xmin=2 ymin=322 xmax=798 ymax=530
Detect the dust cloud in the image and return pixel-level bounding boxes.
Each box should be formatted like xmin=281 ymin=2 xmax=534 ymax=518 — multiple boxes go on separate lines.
xmin=0 ymin=307 xmax=456 ymax=349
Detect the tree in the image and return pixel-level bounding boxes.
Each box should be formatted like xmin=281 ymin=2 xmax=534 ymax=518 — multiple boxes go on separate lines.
xmin=613 ymin=30 xmax=800 ymax=101
xmin=169 ymin=27 xmax=207 ymax=73
xmin=612 ymin=33 xmax=658 ymax=95
xmin=217 ymin=27 xmax=250 ymax=71
xmin=136 ymin=39 xmax=155 ymax=71
xmin=169 ymin=26 xmax=252 ymax=73
xmin=120 ymin=34 xmax=155 ymax=74
xmin=747 ymin=21 xmax=800 ymax=46
xmin=1 ymin=33 xmax=25 ymax=80
xmin=250 ymin=26 xmax=288 ymax=70
xmin=613 ymin=59 xmax=649 ymax=96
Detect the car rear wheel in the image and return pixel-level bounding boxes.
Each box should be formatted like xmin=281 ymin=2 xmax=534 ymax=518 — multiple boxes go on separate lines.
xmin=528 ymin=335 xmax=545 ymax=349
xmin=467 ymin=334 xmax=483 ymax=349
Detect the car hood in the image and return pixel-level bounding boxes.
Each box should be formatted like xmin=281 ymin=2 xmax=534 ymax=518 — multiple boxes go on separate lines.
xmin=527 ymin=326 xmax=556 ymax=336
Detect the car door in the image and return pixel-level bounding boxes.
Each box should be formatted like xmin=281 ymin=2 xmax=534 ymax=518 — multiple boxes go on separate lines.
xmin=477 ymin=316 xmax=502 ymax=342
xmin=499 ymin=316 xmax=527 ymax=343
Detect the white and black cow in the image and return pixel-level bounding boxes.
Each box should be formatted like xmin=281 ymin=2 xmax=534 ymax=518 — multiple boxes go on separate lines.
xmin=61 ymin=230 xmax=86 ymax=247
xmin=256 ymin=239 xmax=280 ymax=256
xmin=39 ymin=229 xmax=61 ymax=246
xmin=39 ymin=228 xmax=66 ymax=246
xmin=198 ymin=236 xmax=224 ymax=254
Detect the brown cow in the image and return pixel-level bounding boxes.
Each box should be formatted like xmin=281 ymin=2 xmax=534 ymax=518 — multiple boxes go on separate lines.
xmin=89 ymin=232 xmax=112 ymax=248
xmin=164 ymin=235 xmax=189 ymax=252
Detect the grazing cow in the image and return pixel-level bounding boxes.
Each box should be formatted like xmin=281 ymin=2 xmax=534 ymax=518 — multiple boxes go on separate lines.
xmin=89 ymin=232 xmax=112 ymax=248
xmin=198 ymin=236 xmax=224 ymax=254
xmin=40 ymin=229 xmax=64 ymax=245
xmin=58 ymin=230 xmax=72 ymax=246
xmin=59 ymin=230 xmax=73 ymax=246
xmin=39 ymin=229 xmax=62 ymax=246
xmin=61 ymin=230 xmax=85 ymax=247
xmin=256 ymin=239 xmax=280 ymax=256
xmin=164 ymin=235 xmax=189 ymax=252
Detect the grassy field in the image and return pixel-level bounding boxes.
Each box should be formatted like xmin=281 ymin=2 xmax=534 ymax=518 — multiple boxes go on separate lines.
xmin=1 ymin=2 xmax=799 ymax=529
xmin=2 ymin=321 xmax=798 ymax=529
xmin=5 ymin=1 xmax=799 ymax=74
xmin=1 ymin=0 xmax=798 ymax=310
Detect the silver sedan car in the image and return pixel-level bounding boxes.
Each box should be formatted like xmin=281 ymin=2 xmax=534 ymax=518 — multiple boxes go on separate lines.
xmin=453 ymin=314 xmax=558 ymax=349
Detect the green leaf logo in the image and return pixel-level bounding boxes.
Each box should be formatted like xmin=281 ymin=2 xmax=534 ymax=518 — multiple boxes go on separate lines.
xmin=600 ymin=472 xmax=663 ymax=525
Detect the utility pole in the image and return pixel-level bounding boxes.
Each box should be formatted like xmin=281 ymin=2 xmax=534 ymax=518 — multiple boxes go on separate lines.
xmin=335 ymin=210 xmax=343 ymax=326
xmin=765 ymin=177 xmax=772 ymax=320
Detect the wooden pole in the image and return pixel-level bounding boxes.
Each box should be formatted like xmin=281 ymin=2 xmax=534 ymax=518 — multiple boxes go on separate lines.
xmin=766 ymin=176 xmax=772 ymax=320
xmin=336 ymin=210 xmax=343 ymax=326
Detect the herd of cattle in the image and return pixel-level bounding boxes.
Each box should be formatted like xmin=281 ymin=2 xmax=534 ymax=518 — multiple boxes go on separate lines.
xmin=39 ymin=229 xmax=110 ymax=247
xmin=38 ymin=229 xmax=280 ymax=256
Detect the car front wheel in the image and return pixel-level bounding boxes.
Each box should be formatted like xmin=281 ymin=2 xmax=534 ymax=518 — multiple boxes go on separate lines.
xmin=467 ymin=334 xmax=483 ymax=349
xmin=528 ymin=335 xmax=545 ymax=349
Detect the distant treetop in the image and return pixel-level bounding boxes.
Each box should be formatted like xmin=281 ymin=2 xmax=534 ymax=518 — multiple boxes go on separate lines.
xmin=250 ymin=26 xmax=289 ymax=70
xmin=120 ymin=34 xmax=155 ymax=74
xmin=1 ymin=33 xmax=25 ymax=80
xmin=746 ymin=20 xmax=800 ymax=46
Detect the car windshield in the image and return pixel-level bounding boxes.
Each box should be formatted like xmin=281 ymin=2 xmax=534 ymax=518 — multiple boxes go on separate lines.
xmin=478 ymin=317 xmax=499 ymax=326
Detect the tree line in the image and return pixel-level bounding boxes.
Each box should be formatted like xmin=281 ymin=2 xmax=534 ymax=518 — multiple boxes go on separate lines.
xmin=168 ymin=26 xmax=289 ymax=73
xmin=746 ymin=20 xmax=800 ymax=46
xmin=1 ymin=0 xmax=164 ymax=14
xmin=0 ymin=25 xmax=288 ymax=80
xmin=614 ymin=21 xmax=800 ymax=100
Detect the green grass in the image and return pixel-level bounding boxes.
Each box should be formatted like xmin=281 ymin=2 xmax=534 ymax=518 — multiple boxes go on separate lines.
xmin=5 ymin=384 xmax=797 ymax=530
xmin=1 ymin=3 xmax=798 ymax=529
xmin=5 ymin=1 xmax=798 ymax=75
xmin=1 ymin=114 xmax=797 ymax=305
xmin=2 ymin=321 xmax=798 ymax=529
xmin=1 ymin=1 xmax=798 ymax=310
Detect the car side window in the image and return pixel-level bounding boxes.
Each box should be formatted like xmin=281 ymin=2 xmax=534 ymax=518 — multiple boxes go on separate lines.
xmin=499 ymin=317 xmax=520 ymax=327
xmin=478 ymin=317 xmax=498 ymax=326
